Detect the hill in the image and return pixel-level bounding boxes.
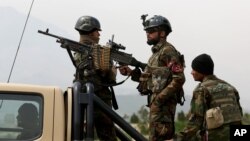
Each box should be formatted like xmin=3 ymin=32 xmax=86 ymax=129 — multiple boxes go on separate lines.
xmin=0 ymin=6 xmax=75 ymax=89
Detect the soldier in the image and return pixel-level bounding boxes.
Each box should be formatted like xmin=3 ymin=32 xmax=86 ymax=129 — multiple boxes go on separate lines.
xmin=175 ymin=54 xmax=243 ymax=141
xmin=74 ymin=16 xmax=117 ymax=141
xmin=16 ymin=103 xmax=40 ymax=140
xmin=119 ymin=15 xmax=185 ymax=141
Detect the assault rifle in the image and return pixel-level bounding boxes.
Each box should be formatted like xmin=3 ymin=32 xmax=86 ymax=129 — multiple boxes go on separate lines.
xmin=38 ymin=29 xmax=146 ymax=70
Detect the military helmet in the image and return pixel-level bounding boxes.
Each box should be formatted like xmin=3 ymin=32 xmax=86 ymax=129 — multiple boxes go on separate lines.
xmin=75 ymin=16 xmax=101 ymax=32
xmin=143 ymin=15 xmax=172 ymax=33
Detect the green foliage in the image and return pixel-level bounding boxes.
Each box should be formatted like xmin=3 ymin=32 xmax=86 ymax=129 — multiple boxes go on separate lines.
xmin=138 ymin=123 xmax=149 ymax=135
xmin=136 ymin=106 xmax=149 ymax=135
xmin=175 ymin=111 xmax=188 ymax=132
xmin=137 ymin=106 xmax=149 ymax=124
xmin=130 ymin=113 xmax=139 ymax=123
xmin=127 ymin=106 xmax=149 ymax=135
xmin=242 ymin=113 xmax=250 ymax=125
xmin=125 ymin=106 xmax=250 ymax=138
xmin=177 ymin=110 xmax=186 ymax=122
xmin=175 ymin=120 xmax=187 ymax=132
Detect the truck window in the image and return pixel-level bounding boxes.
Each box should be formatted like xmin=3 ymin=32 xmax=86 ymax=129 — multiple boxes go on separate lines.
xmin=0 ymin=93 xmax=43 ymax=140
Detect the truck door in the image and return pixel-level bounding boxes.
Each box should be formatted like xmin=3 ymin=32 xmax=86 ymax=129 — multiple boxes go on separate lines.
xmin=0 ymin=83 xmax=60 ymax=141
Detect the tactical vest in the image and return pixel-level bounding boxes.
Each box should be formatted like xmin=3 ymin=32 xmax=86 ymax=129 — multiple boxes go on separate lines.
xmin=146 ymin=66 xmax=172 ymax=93
xmin=201 ymin=79 xmax=242 ymax=124
xmin=145 ymin=42 xmax=185 ymax=105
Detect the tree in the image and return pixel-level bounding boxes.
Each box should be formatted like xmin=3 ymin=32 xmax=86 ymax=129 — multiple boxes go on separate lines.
xmin=137 ymin=106 xmax=149 ymax=135
xmin=130 ymin=113 xmax=139 ymax=123
xmin=175 ymin=111 xmax=188 ymax=132
xmin=242 ymin=113 xmax=250 ymax=124
xmin=138 ymin=106 xmax=149 ymax=123
xmin=177 ymin=110 xmax=186 ymax=122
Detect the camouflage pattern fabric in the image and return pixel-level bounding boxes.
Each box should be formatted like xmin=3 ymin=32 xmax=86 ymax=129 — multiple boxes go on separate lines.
xmin=144 ymin=41 xmax=185 ymax=141
xmin=151 ymin=67 xmax=171 ymax=93
xmin=201 ymin=76 xmax=242 ymax=125
xmin=74 ymin=35 xmax=117 ymax=141
xmin=178 ymin=75 xmax=242 ymax=141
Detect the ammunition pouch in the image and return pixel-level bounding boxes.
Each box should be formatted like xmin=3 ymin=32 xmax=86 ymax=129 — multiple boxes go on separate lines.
xmin=92 ymin=45 xmax=111 ymax=71
xmin=206 ymin=107 xmax=224 ymax=129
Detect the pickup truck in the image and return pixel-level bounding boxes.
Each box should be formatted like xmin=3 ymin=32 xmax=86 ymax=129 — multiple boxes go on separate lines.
xmin=0 ymin=82 xmax=147 ymax=141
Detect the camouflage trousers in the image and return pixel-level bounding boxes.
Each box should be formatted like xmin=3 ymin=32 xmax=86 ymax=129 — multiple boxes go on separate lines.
xmin=149 ymin=100 xmax=175 ymax=141
xmin=149 ymin=122 xmax=174 ymax=141
xmin=187 ymin=125 xmax=230 ymax=141
xmin=207 ymin=125 xmax=230 ymax=141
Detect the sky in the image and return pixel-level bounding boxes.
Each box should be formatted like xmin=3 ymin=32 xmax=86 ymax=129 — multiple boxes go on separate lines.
xmin=1 ymin=0 xmax=250 ymax=111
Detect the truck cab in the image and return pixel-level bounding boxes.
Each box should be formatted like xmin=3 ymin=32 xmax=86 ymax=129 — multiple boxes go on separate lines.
xmin=0 ymin=82 xmax=147 ymax=141
xmin=0 ymin=83 xmax=69 ymax=141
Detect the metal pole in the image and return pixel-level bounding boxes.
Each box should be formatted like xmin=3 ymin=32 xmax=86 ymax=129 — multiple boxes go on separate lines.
xmin=72 ymin=81 xmax=84 ymax=140
xmin=85 ymin=82 xmax=94 ymax=140
xmin=93 ymin=95 xmax=147 ymax=141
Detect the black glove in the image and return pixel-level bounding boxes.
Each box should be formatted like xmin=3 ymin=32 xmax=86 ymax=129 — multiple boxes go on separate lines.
xmin=130 ymin=67 xmax=141 ymax=82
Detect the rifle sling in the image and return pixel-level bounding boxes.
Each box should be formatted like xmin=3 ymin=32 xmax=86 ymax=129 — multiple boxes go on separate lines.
xmin=93 ymin=75 xmax=131 ymax=110
xmin=95 ymin=75 xmax=130 ymax=87
xmin=66 ymin=47 xmax=77 ymax=68
xmin=110 ymin=86 xmax=118 ymax=110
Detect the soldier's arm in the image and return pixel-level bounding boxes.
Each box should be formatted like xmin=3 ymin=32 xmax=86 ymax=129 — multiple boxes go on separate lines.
xmin=73 ymin=52 xmax=81 ymax=66
xmin=155 ymin=49 xmax=185 ymax=102
xmin=73 ymin=52 xmax=88 ymax=67
xmin=157 ymin=72 xmax=185 ymax=101
xmin=180 ymin=87 xmax=207 ymax=139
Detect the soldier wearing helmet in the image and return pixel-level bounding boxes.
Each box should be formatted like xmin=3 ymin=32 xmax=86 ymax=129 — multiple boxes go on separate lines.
xmin=73 ymin=16 xmax=117 ymax=141
xmin=143 ymin=15 xmax=172 ymax=46
xmin=119 ymin=15 xmax=185 ymax=141
xmin=75 ymin=16 xmax=102 ymax=43
xmin=143 ymin=15 xmax=172 ymax=33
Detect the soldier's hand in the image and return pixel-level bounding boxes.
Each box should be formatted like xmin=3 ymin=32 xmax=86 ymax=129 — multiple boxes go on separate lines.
xmin=118 ymin=65 xmax=132 ymax=76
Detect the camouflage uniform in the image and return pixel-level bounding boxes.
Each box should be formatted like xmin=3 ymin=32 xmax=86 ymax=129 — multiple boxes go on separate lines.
xmin=179 ymin=75 xmax=242 ymax=141
xmin=74 ymin=35 xmax=117 ymax=141
xmin=144 ymin=41 xmax=185 ymax=141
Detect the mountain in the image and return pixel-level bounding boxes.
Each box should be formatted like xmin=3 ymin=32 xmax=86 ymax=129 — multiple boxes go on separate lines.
xmin=0 ymin=7 xmax=75 ymax=89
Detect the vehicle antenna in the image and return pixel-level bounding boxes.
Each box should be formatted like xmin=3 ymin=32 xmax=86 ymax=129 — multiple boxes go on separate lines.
xmin=7 ymin=0 xmax=35 ymax=83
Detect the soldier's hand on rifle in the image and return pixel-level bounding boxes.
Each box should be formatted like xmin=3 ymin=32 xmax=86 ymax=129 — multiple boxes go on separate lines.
xmin=118 ymin=66 xmax=132 ymax=76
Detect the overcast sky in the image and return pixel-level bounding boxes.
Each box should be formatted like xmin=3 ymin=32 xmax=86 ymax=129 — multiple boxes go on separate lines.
xmin=1 ymin=0 xmax=250 ymax=110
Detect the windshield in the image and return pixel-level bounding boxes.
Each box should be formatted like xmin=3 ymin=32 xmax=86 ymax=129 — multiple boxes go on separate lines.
xmin=0 ymin=93 xmax=43 ymax=141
